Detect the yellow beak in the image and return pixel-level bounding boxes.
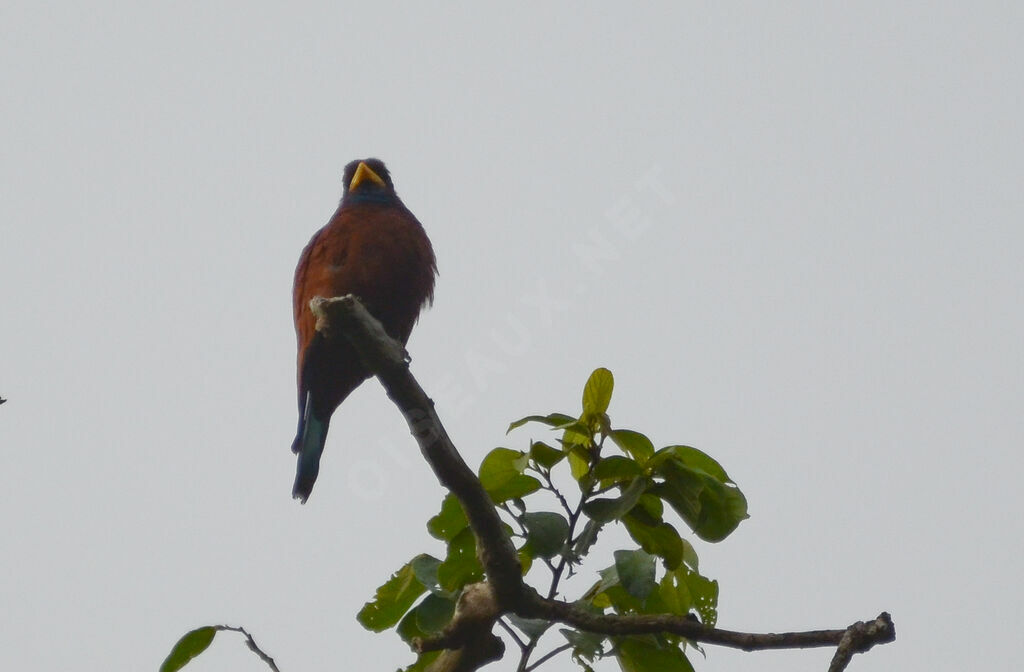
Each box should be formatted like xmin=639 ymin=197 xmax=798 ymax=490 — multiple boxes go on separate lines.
xmin=349 ymin=161 xmax=387 ymax=191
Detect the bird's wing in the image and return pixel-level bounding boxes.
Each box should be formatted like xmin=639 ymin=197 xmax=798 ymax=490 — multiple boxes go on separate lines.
xmin=293 ymin=225 xmax=328 ymax=328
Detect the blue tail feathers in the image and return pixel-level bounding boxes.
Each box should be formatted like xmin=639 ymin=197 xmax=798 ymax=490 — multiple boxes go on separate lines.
xmin=292 ymin=392 xmax=329 ymax=503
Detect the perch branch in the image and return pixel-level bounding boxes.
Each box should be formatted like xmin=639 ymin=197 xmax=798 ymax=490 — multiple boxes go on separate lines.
xmin=310 ymin=295 xmax=525 ymax=606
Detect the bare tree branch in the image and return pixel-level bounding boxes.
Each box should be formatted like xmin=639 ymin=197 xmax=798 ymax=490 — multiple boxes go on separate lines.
xmin=828 ymin=613 xmax=896 ymax=672
xmin=313 ymin=295 xmax=897 ymax=672
xmin=213 ymin=625 xmax=281 ymax=672
xmin=520 ymin=597 xmax=894 ymax=653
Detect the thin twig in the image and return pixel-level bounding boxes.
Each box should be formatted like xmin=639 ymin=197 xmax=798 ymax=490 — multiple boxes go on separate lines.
xmin=496 ymin=618 xmax=527 ymax=651
xmin=517 ymin=638 xmax=539 ymax=671
xmin=520 ymin=473 xmax=589 ymax=670
xmin=545 ymin=488 xmax=588 ymax=600
xmin=214 ymin=625 xmax=281 ymax=672
xmin=539 ymin=469 xmax=575 ymax=520
xmin=499 ymin=503 xmax=529 ymax=539
xmin=524 ymin=643 xmax=573 ymax=672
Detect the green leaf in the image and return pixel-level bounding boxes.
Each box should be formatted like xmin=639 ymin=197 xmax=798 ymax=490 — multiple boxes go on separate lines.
xmin=648 ymin=481 xmax=701 ymax=534
xmin=358 ymin=562 xmax=427 ymax=631
xmin=437 ymin=527 xmax=484 ymax=592
xmin=609 ymin=429 xmax=655 ymax=463
xmin=521 ymin=511 xmax=570 ymax=559
xmin=160 ymin=626 xmax=216 ymax=672
xmin=622 ymin=512 xmax=684 ymax=571
xmin=582 ymin=367 xmax=614 ymax=417
xmin=587 ymin=569 xmax=644 ymax=612
xmin=656 ymin=571 xmax=692 ymax=616
xmin=594 ymin=455 xmax=644 ymax=482
xmin=397 ymin=605 xmax=429 ymax=643
xmin=572 ymin=519 xmax=602 ymax=559
xmin=561 ymin=628 xmax=606 ymax=661
xmin=614 ymin=635 xmax=695 ymax=672
xmin=590 ymin=564 xmax=621 ymax=596
xmin=635 ymin=494 xmax=664 ymax=521
xmin=529 ymin=440 xmax=565 ymax=469
xmin=568 ymin=445 xmax=592 ymax=481
xmin=602 ymin=584 xmax=645 ymax=612
xmin=410 ymin=554 xmax=444 ymax=595
xmin=559 ymin=420 xmax=595 ymax=448
xmin=682 ymin=569 xmax=719 ymax=626
xmin=507 ymin=412 xmax=576 ymax=434
xmin=507 ymin=614 xmax=551 ymax=639
xmin=638 ymin=582 xmax=675 ymax=617
xmin=650 ymin=453 xmax=748 ymax=542
xmin=415 ymin=594 xmax=457 ymax=633
xmin=614 ymin=549 xmax=657 ymax=601
xmin=582 ymin=477 xmax=648 ymax=523
xmin=651 ymin=445 xmax=731 ymax=482
xmin=478 ymin=448 xmax=542 ymax=503
xmin=692 ymin=481 xmax=748 ymax=542
xmin=681 ymin=538 xmax=699 ymax=572
xmin=427 ymin=494 xmax=468 ymax=542
xmin=518 ymin=545 xmax=534 ymax=575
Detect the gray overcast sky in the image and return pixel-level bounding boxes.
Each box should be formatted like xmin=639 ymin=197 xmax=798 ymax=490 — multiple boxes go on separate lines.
xmin=2 ymin=3 xmax=1021 ymax=671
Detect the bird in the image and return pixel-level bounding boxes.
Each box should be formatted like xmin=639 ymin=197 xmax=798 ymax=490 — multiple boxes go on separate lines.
xmin=291 ymin=158 xmax=437 ymax=503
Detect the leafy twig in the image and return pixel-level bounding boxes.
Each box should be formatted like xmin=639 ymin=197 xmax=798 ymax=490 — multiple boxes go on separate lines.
xmin=318 ymin=295 xmax=897 ymax=672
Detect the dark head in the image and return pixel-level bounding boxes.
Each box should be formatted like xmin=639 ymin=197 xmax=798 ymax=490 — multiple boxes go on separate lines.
xmin=341 ymin=158 xmax=399 ymax=205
